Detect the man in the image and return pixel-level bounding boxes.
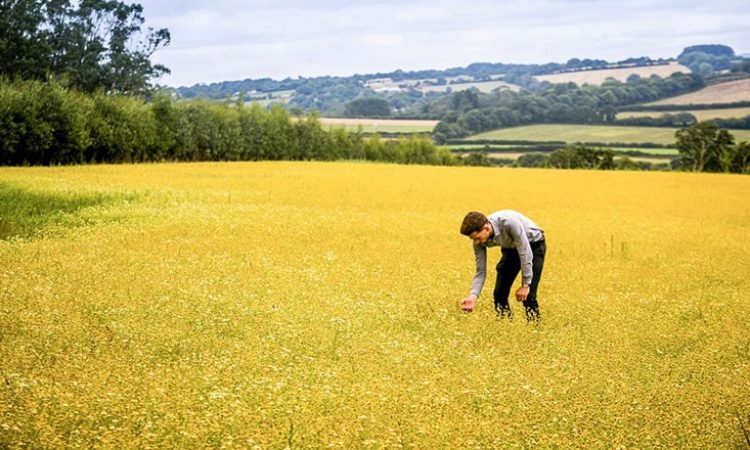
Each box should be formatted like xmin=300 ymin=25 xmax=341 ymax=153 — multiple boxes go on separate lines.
xmin=459 ymin=210 xmax=546 ymax=322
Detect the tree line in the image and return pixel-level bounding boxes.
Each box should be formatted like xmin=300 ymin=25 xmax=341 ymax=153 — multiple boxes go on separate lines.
xmin=431 ymin=73 xmax=706 ymax=143
xmin=674 ymin=122 xmax=749 ymax=173
xmin=463 ymin=123 xmax=749 ymax=174
xmin=677 ymin=44 xmax=738 ymax=77
xmin=0 ymin=79 xmax=457 ymax=166
xmin=612 ymin=113 xmax=750 ymax=130
xmin=175 ymin=55 xmax=674 ymax=102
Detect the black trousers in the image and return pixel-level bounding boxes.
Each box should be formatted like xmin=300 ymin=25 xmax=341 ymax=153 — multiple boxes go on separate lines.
xmin=493 ymin=239 xmax=546 ymax=312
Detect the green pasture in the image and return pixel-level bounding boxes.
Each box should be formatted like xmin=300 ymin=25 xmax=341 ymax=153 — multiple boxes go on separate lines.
xmin=617 ymin=107 xmax=750 ymax=121
xmin=320 ymin=122 xmax=437 ymax=134
xmin=323 ymin=124 xmax=434 ymax=134
xmin=609 ymin=148 xmax=679 ymax=156
xmin=419 ymin=79 xmax=521 ymax=93
xmin=466 ymin=124 xmax=750 ymax=146
xmin=449 ymin=144 xmax=678 ymax=157
xmin=447 ymin=144 xmax=535 ymax=150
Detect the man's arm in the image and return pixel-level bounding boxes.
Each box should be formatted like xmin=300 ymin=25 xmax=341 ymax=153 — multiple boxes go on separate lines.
xmin=471 ymin=243 xmax=487 ymax=296
xmin=460 ymin=244 xmax=486 ymax=311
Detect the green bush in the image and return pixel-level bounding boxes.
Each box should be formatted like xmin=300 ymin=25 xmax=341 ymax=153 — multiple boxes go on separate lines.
xmin=0 ymin=79 xmax=88 ymax=165
xmin=0 ymin=79 xmax=458 ymax=167
xmin=86 ymin=92 xmax=157 ymax=163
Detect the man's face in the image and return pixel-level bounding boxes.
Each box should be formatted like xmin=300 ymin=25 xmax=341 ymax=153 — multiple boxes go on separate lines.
xmin=468 ymin=223 xmax=492 ymax=246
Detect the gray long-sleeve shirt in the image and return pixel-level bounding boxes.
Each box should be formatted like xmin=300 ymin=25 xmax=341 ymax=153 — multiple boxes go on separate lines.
xmin=470 ymin=210 xmax=544 ymax=297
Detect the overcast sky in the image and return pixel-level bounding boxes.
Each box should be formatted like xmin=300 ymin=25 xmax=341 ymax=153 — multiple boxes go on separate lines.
xmin=135 ymin=0 xmax=750 ymax=88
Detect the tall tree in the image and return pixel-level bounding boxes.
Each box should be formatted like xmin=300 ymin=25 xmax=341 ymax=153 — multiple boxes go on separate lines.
xmin=343 ymin=97 xmax=392 ymax=118
xmin=0 ymin=0 xmax=170 ymax=94
xmin=0 ymin=0 xmax=50 ymax=79
xmin=48 ymin=0 xmax=171 ymax=94
xmin=675 ymin=122 xmax=735 ymax=172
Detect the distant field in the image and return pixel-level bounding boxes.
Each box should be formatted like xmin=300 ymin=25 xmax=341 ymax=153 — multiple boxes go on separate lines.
xmin=627 ymin=156 xmax=675 ymax=164
xmin=449 ymin=144 xmax=679 ymax=156
xmin=418 ymin=79 xmax=521 ymax=93
xmin=646 ymin=79 xmax=750 ymax=105
xmin=243 ymin=89 xmax=294 ymax=107
xmin=247 ymin=98 xmax=286 ymax=107
xmin=534 ymin=62 xmax=689 ymax=86
xmin=466 ymin=124 xmax=750 ymax=145
xmin=454 ymin=152 xmax=526 ymax=161
xmin=609 ymin=147 xmax=678 ymax=156
xmin=617 ymin=107 xmax=750 ymax=121
xmin=317 ymin=118 xmax=438 ymax=133
xmin=447 ymin=144 xmax=535 ymax=150
xmin=456 ymin=151 xmax=672 ymax=165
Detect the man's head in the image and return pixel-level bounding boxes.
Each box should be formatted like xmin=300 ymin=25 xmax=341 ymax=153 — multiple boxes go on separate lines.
xmin=460 ymin=211 xmax=492 ymax=245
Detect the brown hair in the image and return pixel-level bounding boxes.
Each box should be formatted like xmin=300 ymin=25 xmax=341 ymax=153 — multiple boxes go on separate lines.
xmin=460 ymin=211 xmax=487 ymax=236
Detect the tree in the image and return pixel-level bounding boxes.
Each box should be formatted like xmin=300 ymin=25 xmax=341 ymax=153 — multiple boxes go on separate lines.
xmin=675 ymin=122 xmax=735 ymax=172
xmin=0 ymin=0 xmax=170 ymax=94
xmin=0 ymin=0 xmax=50 ymax=80
xmin=450 ymin=89 xmax=479 ymax=112
xmin=545 ymin=145 xmax=615 ymax=170
xmin=343 ymin=97 xmax=391 ymax=118
xmin=462 ymin=151 xmax=492 ymax=167
xmin=51 ymin=0 xmax=171 ymax=94
xmin=678 ymin=44 xmax=734 ymax=59
xmin=730 ymin=142 xmax=750 ymax=174
xmin=515 ymin=152 xmax=547 ymax=168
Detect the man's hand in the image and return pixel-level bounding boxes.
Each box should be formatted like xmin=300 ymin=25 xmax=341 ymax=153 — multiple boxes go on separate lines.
xmin=515 ymin=285 xmax=530 ymax=302
xmin=460 ymin=295 xmax=477 ymax=312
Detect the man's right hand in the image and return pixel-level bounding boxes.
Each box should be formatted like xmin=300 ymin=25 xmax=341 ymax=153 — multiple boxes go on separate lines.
xmin=460 ymin=295 xmax=477 ymax=312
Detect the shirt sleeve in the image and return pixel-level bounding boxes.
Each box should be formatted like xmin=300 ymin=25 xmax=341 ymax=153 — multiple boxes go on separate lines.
xmin=506 ymin=218 xmax=534 ymax=285
xmin=470 ymin=243 xmax=487 ymax=297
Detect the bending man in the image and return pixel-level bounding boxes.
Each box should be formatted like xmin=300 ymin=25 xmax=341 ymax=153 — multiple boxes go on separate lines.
xmin=459 ymin=210 xmax=546 ymax=322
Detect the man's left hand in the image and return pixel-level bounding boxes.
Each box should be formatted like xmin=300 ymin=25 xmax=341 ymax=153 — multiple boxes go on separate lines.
xmin=515 ymin=285 xmax=530 ymax=302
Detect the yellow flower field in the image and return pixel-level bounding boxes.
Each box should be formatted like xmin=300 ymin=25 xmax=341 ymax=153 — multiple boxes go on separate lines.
xmin=1 ymin=162 xmax=749 ymax=449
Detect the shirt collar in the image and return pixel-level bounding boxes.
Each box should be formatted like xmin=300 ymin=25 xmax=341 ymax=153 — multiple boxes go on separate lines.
xmin=488 ymin=218 xmax=499 ymax=240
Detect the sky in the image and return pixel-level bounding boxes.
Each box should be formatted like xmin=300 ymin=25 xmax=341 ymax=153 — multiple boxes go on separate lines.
xmin=134 ymin=0 xmax=750 ymax=88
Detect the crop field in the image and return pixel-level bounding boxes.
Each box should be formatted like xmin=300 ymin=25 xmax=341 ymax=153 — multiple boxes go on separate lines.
xmin=318 ymin=118 xmax=438 ymax=133
xmin=449 ymin=145 xmax=679 ymax=158
xmin=417 ymin=79 xmax=521 ymax=94
xmin=1 ymin=162 xmax=749 ymax=449
xmin=646 ymin=79 xmax=750 ymax=106
xmin=608 ymin=147 xmax=678 ymax=156
xmin=534 ymin=62 xmax=689 ymax=86
xmin=243 ymin=90 xmax=294 ymax=107
xmin=617 ymin=107 xmax=750 ymax=121
xmin=466 ymin=124 xmax=750 ymax=146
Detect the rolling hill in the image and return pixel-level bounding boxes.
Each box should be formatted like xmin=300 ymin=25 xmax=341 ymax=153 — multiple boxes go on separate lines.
xmin=645 ymin=78 xmax=750 ymax=105
xmin=534 ymin=62 xmax=690 ymax=85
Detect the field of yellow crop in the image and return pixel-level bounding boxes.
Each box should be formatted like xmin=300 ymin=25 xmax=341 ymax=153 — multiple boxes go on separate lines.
xmin=1 ymin=162 xmax=749 ymax=449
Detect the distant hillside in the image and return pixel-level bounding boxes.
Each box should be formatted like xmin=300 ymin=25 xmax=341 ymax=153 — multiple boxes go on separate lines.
xmin=173 ymin=55 xmax=674 ymax=115
xmin=172 ymin=44 xmax=750 ymax=120
xmin=617 ymin=107 xmax=750 ymax=121
xmin=463 ymin=124 xmax=750 ymax=146
xmin=534 ymin=61 xmax=689 ymax=85
xmin=646 ymin=78 xmax=750 ymax=105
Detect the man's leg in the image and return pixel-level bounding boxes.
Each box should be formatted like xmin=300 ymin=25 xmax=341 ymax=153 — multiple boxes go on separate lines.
xmin=523 ymin=240 xmax=546 ymax=322
xmin=494 ymin=248 xmax=520 ymax=317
